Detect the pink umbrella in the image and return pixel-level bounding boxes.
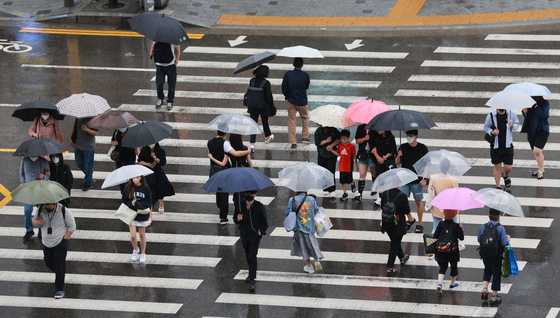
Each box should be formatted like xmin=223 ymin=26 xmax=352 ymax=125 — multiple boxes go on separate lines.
xmin=344 ymin=99 xmax=392 ymax=123
xmin=429 ymin=187 xmax=485 ymax=211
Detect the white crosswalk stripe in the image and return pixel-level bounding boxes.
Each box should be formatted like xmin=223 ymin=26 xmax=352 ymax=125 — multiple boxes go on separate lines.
xmin=178 ymin=60 xmax=396 ymax=73
xmin=434 ymin=46 xmax=560 ymax=56
xmin=485 ymin=34 xmax=560 ymax=41
xmin=164 ymin=75 xmax=381 ymax=88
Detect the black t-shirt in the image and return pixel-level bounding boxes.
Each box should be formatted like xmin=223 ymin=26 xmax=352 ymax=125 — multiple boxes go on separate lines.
xmin=398 ymin=142 xmax=429 ymax=184
xmin=373 ymin=133 xmax=397 ymax=158
xmin=355 ymin=124 xmax=375 ymax=156
xmin=496 ymin=112 xmax=507 ymax=149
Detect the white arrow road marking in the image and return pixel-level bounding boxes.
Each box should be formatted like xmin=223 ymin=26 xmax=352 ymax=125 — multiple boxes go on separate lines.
xmin=228 ymin=36 xmax=247 ymax=47
xmin=345 ymin=39 xmax=364 ymax=50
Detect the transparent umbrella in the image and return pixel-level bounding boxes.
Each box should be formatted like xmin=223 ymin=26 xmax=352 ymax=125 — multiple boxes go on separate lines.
xmin=472 ymin=188 xmax=524 ymax=217
xmin=278 ymin=162 xmax=334 ymax=192
xmin=413 ymin=149 xmax=471 ymax=180
xmin=209 ymin=113 xmax=262 ymax=136
xmin=371 ymin=168 xmax=418 ymax=192
xmin=309 ymin=104 xmax=355 ymax=129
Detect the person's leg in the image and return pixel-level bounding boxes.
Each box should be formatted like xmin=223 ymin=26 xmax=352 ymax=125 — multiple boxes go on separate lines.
xmin=490 ymin=256 xmax=502 ymax=294
xmin=415 ymin=200 xmax=424 ymax=226
xmin=247 ymin=236 xmax=261 ymax=280
xmin=74 ymin=148 xmax=85 ymax=173
xmin=249 ymin=113 xmax=259 ymax=144
xmin=261 ymin=115 xmax=271 ymax=138
xmin=24 ymin=203 xmax=34 ymax=232
xmin=432 ymin=216 xmax=442 ymax=235
xmin=326 ymin=156 xmax=337 ymax=193
xmin=342 ymin=183 xmax=347 ymax=194
xmin=53 ymin=238 xmax=68 ymax=292
xmin=43 ymin=245 xmax=55 ymax=272
xmin=129 ymin=224 xmax=138 ymax=250
xmin=166 ymin=64 xmax=177 ymax=103
xmin=450 ymin=258 xmax=459 ymax=285
xmin=503 ymin=164 xmax=512 ymax=178
xmin=138 ymin=226 xmax=147 ymax=254
xmin=159 ymin=199 xmax=164 ymax=213
xmin=437 ymin=260 xmax=448 ymax=284
xmin=482 ymin=258 xmax=492 ymax=297
xmin=387 ymin=232 xmax=403 ymax=269
xmin=317 ymin=154 xmax=328 ymax=191
xmin=493 ymin=163 xmax=502 ymax=188
xmin=534 ymin=147 xmax=545 ymax=173
xmin=83 ymin=150 xmax=94 ymax=187
xmin=298 ymin=105 xmax=310 ymax=141
xmin=155 ymin=65 xmax=165 ymax=101
xmin=217 ymin=192 xmax=229 ymax=220
xmin=286 ymin=102 xmax=297 ymax=145
xmin=357 ymin=163 xmax=367 ymax=196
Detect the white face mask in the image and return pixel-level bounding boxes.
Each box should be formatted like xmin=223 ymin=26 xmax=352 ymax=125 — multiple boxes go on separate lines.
xmin=406 ymin=136 xmax=416 ymax=144
xmin=52 ymin=157 xmax=60 ymax=164
xmin=41 ymin=114 xmax=49 ymax=120
xmin=342 ymin=140 xmax=349 ymax=145
xmin=29 ymin=156 xmax=38 ymax=162
xmin=148 ymin=144 xmax=155 ymax=149
xmin=119 ymin=128 xmax=127 ymax=132
xmin=378 ymin=131 xmax=385 ymax=134
xmin=132 ymin=177 xmax=142 ymax=185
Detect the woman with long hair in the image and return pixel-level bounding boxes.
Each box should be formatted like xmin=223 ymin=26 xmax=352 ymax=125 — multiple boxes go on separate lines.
xmin=248 ymin=65 xmax=275 ymax=150
xmin=110 ymin=127 xmax=137 ymax=194
xmin=29 ymin=109 xmax=64 ymax=161
xmin=138 ymin=143 xmax=175 ymax=214
xmin=354 ymin=124 xmax=376 ymax=201
xmin=122 ymin=175 xmax=152 ymax=263
xmin=372 ymin=130 xmax=397 ymax=206
xmin=521 ymin=96 xmax=550 ymax=179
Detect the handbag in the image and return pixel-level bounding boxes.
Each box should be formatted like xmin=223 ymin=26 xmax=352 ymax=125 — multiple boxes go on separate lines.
xmin=115 ymin=203 xmax=138 ymax=225
xmin=424 ymin=185 xmax=435 ymax=211
xmin=270 ymin=103 xmax=277 ymax=117
xmin=314 ymin=207 xmax=333 ymax=237
xmin=108 ymin=145 xmax=120 ymax=162
xmin=284 ymin=195 xmax=307 ymax=232
xmin=502 ymin=244 xmax=519 ymax=277
xmin=484 ymin=113 xmax=496 ymax=147
xmin=423 ymin=233 xmax=437 ymax=254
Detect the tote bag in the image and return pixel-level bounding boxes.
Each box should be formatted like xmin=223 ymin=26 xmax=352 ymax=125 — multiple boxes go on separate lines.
xmin=115 ymin=203 xmax=138 ymax=225
xmin=424 ymin=186 xmax=436 ymax=211
xmin=284 ymin=195 xmax=306 ymax=232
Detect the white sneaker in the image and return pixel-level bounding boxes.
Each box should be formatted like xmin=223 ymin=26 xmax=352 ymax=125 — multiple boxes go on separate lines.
xmin=131 ymin=248 xmax=139 ymax=262
xmin=329 ymin=191 xmax=336 ymax=198
xmin=139 ymin=254 xmax=146 ymax=263
xmin=314 ymin=261 xmax=323 ymax=272
xmin=265 ymin=134 xmax=274 ymax=143
xmin=303 ymin=265 xmax=315 ymax=274
xmin=249 ymin=144 xmax=255 ymax=150
xmin=428 ymin=254 xmax=435 ymax=260
xmin=375 ymin=197 xmax=382 ymax=205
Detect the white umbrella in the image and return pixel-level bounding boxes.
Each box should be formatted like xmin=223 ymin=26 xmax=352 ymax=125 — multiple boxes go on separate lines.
xmin=372 ymin=168 xmax=418 ymax=192
xmin=102 ymin=165 xmax=154 ymax=189
xmin=504 ymin=82 xmax=552 ymax=97
xmin=56 ymin=93 xmax=111 ymax=118
xmin=310 ymin=104 xmax=355 ymax=129
xmin=485 ymin=90 xmax=535 ymax=110
xmin=209 ymin=113 xmax=262 ymax=136
xmin=278 ymin=162 xmax=334 ymax=192
xmin=413 ymin=149 xmax=471 ymax=180
xmin=472 ymin=188 xmax=524 ymax=217
xmin=277 ymin=45 xmax=324 ymax=58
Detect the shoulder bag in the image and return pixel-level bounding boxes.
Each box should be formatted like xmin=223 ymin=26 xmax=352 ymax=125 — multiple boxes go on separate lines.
xmin=424 ymin=185 xmax=435 ymax=211
xmin=115 ymin=203 xmax=138 ymax=225
xmin=284 ymin=195 xmax=307 ymax=232
xmin=484 ymin=113 xmax=496 ymax=146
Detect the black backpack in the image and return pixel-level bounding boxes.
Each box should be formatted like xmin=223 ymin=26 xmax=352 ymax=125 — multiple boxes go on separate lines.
xmin=436 ymin=222 xmax=457 ymax=253
xmin=478 ymin=223 xmax=502 ymax=259
xmin=153 ymin=42 xmax=174 ymax=64
xmin=243 ymin=78 xmax=266 ymax=111
xmin=381 ymin=191 xmax=402 ymax=225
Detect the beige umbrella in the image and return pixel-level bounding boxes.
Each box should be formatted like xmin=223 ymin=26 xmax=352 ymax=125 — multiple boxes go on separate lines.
xmin=309 ymin=104 xmax=355 ymax=129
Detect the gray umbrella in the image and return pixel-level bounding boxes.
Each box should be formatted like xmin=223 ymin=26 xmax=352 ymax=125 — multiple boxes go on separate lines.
xmin=121 ymin=121 xmax=173 ymax=148
xmin=234 ymin=51 xmax=275 ymax=75
xmin=128 ymin=12 xmax=190 ymax=45
xmin=13 ymin=138 xmax=67 ymax=157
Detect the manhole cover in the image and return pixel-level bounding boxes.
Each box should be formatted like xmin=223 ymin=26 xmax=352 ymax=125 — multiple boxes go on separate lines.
xmin=102 ymin=2 xmax=125 ymax=9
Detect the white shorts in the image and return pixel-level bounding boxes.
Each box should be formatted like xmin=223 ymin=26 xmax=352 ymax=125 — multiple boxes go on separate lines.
xmin=130 ymin=220 xmax=150 ymax=227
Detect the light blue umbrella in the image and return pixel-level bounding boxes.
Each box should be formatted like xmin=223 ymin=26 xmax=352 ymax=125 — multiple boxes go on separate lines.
xmin=504 ymin=82 xmax=552 ymax=97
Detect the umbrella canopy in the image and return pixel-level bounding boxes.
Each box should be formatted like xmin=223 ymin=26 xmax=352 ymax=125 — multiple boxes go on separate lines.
xmin=472 ymin=188 xmax=524 ymax=217
xmin=413 ymin=149 xmax=471 ymax=180
xmin=234 ymin=51 xmax=275 ymax=75
xmin=11 ymin=180 xmax=69 ymax=205
xmin=121 ymin=121 xmax=173 ymax=148
xmin=365 ymin=109 xmax=436 ymax=132
xmin=277 ymin=45 xmax=324 ymax=58
xmin=202 ymin=167 xmax=275 ymax=193
xmin=485 ymin=90 xmax=535 ymax=110
xmin=504 ymin=82 xmax=552 ymax=97
xmin=88 ymin=110 xmax=139 ymax=129
xmin=13 ymin=138 xmax=67 ymax=157
xmin=56 ymin=93 xmax=111 ymax=118
xmin=429 ymin=187 xmax=485 ymax=211
xmin=12 ymin=100 xmax=64 ymax=121
xmin=278 ymin=162 xmax=334 ymax=192
xmin=128 ymin=12 xmax=189 ymax=45
xmin=101 ymin=165 xmax=154 ymax=189
xmin=371 ymin=168 xmax=418 ymax=192
xmin=344 ymin=99 xmax=392 ymax=124
xmin=209 ymin=113 xmax=262 ymax=136
xmin=309 ymin=104 xmax=355 ymax=129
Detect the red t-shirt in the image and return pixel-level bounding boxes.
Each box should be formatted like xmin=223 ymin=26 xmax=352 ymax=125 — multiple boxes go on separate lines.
xmin=337 ymin=142 xmax=356 ymax=172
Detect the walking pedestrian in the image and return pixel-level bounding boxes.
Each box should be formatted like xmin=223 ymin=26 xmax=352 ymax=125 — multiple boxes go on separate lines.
xmin=285 ymin=192 xmax=324 ymax=273
xmin=138 ymin=143 xmax=175 ymax=214
xmin=123 ymin=176 xmax=152 ymax=264
xmin=20 ymin=155 xmax=50 ymax=240
xmin=282 ymin=58 xmax=310 ymax=149
xmin=372 ymin=130 xmax=397 ymax=206
xmin=28 ymin=109 xmax=64 ymax=161
xmin=150 ymin=41 xmax=180 ymax=110
xmin=354 ymin=124 xmax=376 ymax=201
xmin=380 ymin=186 xmax=411 ymax=276
xmin=233 ymin=190 xmax=268 ymax=293
xmin=48 ymin=154 xmax=73 ymax=208
xmin=478 ymin=208 xmax=511 ymax=305
xmin=69 ymin=118 xmax=98 ymax=191
xmin=111 ymin=127 xmax=138 ymax=194
xmin=485 ymin=109 xmax=519 ymax=188
xmin=521 ymin=96 xmax=550 ymax=179
xmin=314 ymin=125 xmax=340 ymax=197
xmin=32 ymin=202 xmax=76 ymax=299
xmin=330 ymin=129 xmax=357 ymax=201
xmin=248 ymin=65 xmax=275 ymax=150
xmin=434 ymin=209 xmax=464 ymax=295
xmin=395 ymin=130 xmax=429 ymax=233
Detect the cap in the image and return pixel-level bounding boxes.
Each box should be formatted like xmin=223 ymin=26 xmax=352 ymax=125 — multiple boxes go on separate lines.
xmin=489 ymin=208 xmax=501 ymax=216
xmin=406 ymin=129 xmax=418 ymax=136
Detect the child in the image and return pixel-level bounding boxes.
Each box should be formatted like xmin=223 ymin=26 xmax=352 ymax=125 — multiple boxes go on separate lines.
xmin=331 ymin=129 xmax=358 ymax=201
xmin=433 ymin=209 xmax=464 ymax=295
xmin=478 ymin=208 xmax=511 ymax=305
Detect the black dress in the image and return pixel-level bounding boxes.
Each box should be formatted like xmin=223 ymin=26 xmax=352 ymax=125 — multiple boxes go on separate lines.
xmin=138 ymin=147 xmax=175 ymax=205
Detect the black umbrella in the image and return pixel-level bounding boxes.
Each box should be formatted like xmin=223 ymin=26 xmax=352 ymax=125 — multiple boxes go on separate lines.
xmin=128 ymin=12 xmax=190 ymax=45
xmin=234 ymin=51 xmax=276 ymax=75
xmin=13 ymin=138 xmax=67 ymax=157
xmin=365 ymin=108 xmax=436 ymax=132
xmin=121 ymin=121 xmax=173 ymax=148
xmin=12 ymin=100 xmax=64 ymax=121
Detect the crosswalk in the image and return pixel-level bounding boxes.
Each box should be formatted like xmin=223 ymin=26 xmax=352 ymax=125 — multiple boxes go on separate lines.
xmin=3 ymin=31 xmax=559 ymax=317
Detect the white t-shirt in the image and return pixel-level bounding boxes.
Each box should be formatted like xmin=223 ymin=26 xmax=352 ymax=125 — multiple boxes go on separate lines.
xmin=154 ymin=42 xmax=178 ymax=67
xmin=223 ymin=140 xmax=233 ymax=154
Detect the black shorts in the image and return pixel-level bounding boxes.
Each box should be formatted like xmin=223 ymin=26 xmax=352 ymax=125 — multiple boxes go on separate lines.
xmin=528 ymin=131 xmax=549 ymax=150
xmin=490 ymin=147 xmax=513 ymax=165
xmin=339 ymin=172 xmax=354 ymax=184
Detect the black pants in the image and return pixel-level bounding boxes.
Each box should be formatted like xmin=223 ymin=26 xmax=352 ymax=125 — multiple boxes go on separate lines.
xmin=243 ymin=235 xmax=261 ymax=280
xmin=43 ymin=239 xmax=69 ymax=292
xmin=437 ymin=252 xmax=459 ymax=276
xmin=386 ymin=230 xmax=404 ymax=268
xmin=483 ymin=256 xmax=503 ymax=291
xmin=216 ymin=192 xmax=229 ymax=220
xmin=318 ymin=154 xmax=337 ymax=192
xmin=250 ymin=113 xmax=271 ymax=143
xmin=156 ymin=64 xmax=177 ymax=103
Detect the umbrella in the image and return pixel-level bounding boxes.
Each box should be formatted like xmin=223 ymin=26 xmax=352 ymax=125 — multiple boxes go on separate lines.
xmin=12 ymin=100 xmax=64 ymax=121
xmin=344 ymin=99 xmax=392 ymax=124
xmin=277 ymin=45 xmax=324 ymax=58
xmin=128 ymin=12 xmax=189 ymax=45
xmin=504 ymin=82 xmax=552 ymax=97
xmin=202 ymin=167 xmax=275 ymax=193
xmin=209 ymin=113 xmax=262 ymax=136
xmin=472 ymin=188 xmax=524 ymax=217
xmin=88 ymin=110 xmax=140 ymax=129
xmin=413 ymin=149 xmax=471 ymax=180
xmin=309 ymin=104 xmax=355 ymax=129
xmin=101 ymin=165 xmax=154 ymax=189
xmin=371 ymin=168 xmax=418 ymax=192
xmin=56 ymin=93 xmax=111 ymax=118
xmin=278 ymin=162 xmax=334 ymax=192
xmin=365 ymin=108 xmax=436 ymax=132
xmin=11 ymin=180 xmax=69 ymax=205
xmin=13 ymin=138 xmax=67 ymax=157
xmin=234 ymin=51 xmax=276 ymax=75
xmin=485 ymin=90 xmax=535 ymax=110
xmin=429 ymin=187 xmax=485 ymax=211
xmin=121 ymin=121 xmax=173 ymax=148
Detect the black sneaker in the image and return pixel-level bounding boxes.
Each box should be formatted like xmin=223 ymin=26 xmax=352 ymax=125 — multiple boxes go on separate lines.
xmin=219 ymin=219 xmax=228 ymax=225
xmin=340 ymin=193 xmax=348 ymax=201
xmin=490 ymin=295 xmax=502 ymax=305
xmin=371 ymin=191 xmax=377 ymax=196
xmin=82 ymin=184 xmax=93 ymax=191
xmin=249 ymin=280 xmax=255 ymax=293
xmin=23 ymin=231 xmax=34 ymax=240
xmin=351 ymin=183 xmax=356 ymax=193
xmin=353 ymin=194 xmax=362 ymax=201
xmin=245 ymin=276 xmax=251 ymax=283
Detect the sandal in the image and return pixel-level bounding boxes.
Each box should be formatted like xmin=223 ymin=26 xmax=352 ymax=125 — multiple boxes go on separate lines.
xmin=481 ymin=289 xmax=489 ymax=300
xmin=400 ymin=254 xmax=410 ymax=265
xmin=406 ymin=219 xmax=416 ymax=231
xmin=415 ymin=224 xmax=424 ymax=233
xmin=386 ymin=268 xmax=398 ymax=276
xmin=159 ymin=206 xmax=164 ymax=214
xmin=502 ymin=174 xmax=511 ymax=188
xmin=537 ymin=172 xmax=544 ymax=179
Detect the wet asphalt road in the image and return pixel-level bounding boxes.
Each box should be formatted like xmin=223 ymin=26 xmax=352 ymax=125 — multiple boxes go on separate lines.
xmin=0 ymin=21 xmax=559 ymax=317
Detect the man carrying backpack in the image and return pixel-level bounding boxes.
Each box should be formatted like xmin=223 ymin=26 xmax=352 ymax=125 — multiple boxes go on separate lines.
xmin=150 ymin=42 xmax=180 ymax=110
xmin=478 ymin=208 xmax=511 ymax=305
xmin=380 ymin=186 xmax=412 ymax=276
xmin=434 ymin=209 xmax=464 ymax=295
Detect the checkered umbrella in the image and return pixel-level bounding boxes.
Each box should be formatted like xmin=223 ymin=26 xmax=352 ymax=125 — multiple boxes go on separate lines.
xmin=56 ymin=93 xmax=111 ymax=118
xmin=87 ymin=110 xmax=140 ymax=129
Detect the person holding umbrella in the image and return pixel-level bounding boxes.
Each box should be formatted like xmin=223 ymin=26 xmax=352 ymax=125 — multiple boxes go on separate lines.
xmin=48 ymin=154 xmax=73 ymax=208
xmin=20 ymin=155 xmax=51 ymax=240
xmin=28 ymin=109 xmax=64 ymax=161
xmin=314 ymin=125 xmax=340 ymax=197
xmin=123 ymin=176 xmax=152 ymax=263
xmin=138 ymin=143 xmax=174 ymax=214
xmin=282 ymin=58 xmax=311 ymax=149
xmin=354 ymin=125 xmax=376 ymax=201
xmin=484 ymin=109 xmax=519 ymax=188
xmin=433 ymin=209 xmax=464 ymax=295
xmin=247 ymin=65 xmax=275 ymax=150
xmin=111 ymin=127 xmax=138 ymax=194
xmin=150 ymin=42 xmax=180 ymax=110
xmin=70 ymin=118 xmax=99 ymax=191
xmin=521 ymin=96 xmax=550 ymax=179
xmin=372 ymin=130 xmax=397 ymax=206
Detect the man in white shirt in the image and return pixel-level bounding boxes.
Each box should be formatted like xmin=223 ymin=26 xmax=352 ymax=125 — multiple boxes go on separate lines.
xmin=150 ymin=42 xmax=180 ymax=110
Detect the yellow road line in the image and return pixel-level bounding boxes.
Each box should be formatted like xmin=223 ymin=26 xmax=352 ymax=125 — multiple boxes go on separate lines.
xmin=0 ymin=183 xmax=12 ymax=210
xmin=19 ymin=27 xmax=204 ymax=39
xmin=0 ymin=149 xmax=16 ymax=152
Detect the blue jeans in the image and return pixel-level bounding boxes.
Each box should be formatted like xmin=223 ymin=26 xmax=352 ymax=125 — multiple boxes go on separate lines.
xmin=75 ymin=148 xmax=94 ymax=186
xmin=156 ymin=64 xmax=177 ymax=103
xmin=401 ymin=183 xmax=424 ymax=200
xmin=24 ymin=204 xmax=41 ymax=232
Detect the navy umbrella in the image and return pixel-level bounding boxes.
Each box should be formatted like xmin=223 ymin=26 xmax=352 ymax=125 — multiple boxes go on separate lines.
xmin=234 ymin=51 xmax=276 ymax=75
xmin=12 ymin=100 xmax=64 ymax=121
xmin=202 ymin=167 xmax=275 ymax=193
xmin=13 ymin=138 xmax=67 ymax=157
xmin=365 ymin=108 xmax=436 ymax=132
xmin=121 ymin=121 xmax=173 ymax=148
xmin=128 ymin=12 xmax=190 ymax=45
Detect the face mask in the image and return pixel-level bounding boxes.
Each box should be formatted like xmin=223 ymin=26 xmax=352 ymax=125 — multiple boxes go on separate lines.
xmin=406 ymin=136 xmax=416 ymax=144
xmin=148 ymin=144 xmax=155 ymax=149
xmin=119 ymin=128 xmax=127 ymax=132
xmin=29 ymin=156 xmax=38 ymax=162
xmin=52 ymin=157 xmax=60 ymax=164
xmin=342 ymin=140 xmax=349 ymax=145
xmin=45 ymin=206 xmax=55 ymax=213
xmin=41 ymin=114 xmax=49 ymax=120
xmin=132 ymin=177 xmax=142 ymax=185
xmin=245 ymin=195 xmax=255 ymax=202
xmin=378 ymin=131 xmax=385 ymax=134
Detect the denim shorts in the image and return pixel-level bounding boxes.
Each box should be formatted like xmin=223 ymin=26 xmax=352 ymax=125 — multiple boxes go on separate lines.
xmin=358 ymin=156 xmax=375 ymax=167
xmin=400 ymin=183 xmax=423 ymax=200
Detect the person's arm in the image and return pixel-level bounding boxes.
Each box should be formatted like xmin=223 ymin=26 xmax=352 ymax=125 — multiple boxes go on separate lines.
xmin=264 ymin=81 xmax=274 ymax=106
xmin=228 ymin=149 xmax=251 ymax=157
xmin=285 ymin=198 xmax=294 ymax=216
xmin=354 ymin=151 xmax=359 ymax=172
xmin=281 ymin=72 xmax=289 ymax=97
xmin=135 ymin=189 xmax=152 ymax=210
xmin=511 ymin=112 xmax=520 ymax=130
xmin=156 ymin=148 xmax=167 ymax=167
xmin=499 ymin=226 xmax=510 ymax=246
xmin=28 ymin=119 xmax=38 ymax=138
xmin=395 ymin=145 xmax=403 ymax=165
xmin=208 ymin=153 xmax=229 ymax=167
xmin=233 ymin=205 xmax=242 ymax=224
xmin=259 ymin=204 xmax=268 ymax=236
xmin=64 ymin=164 xmax=73 ymax=190
xmin=54 ymin=120 xmax=64 ymax=143
xmin=484 ymin=114 xmax=494 ymax=135
xmin=246 ymin=153 xmax=253 ymax=168
xmin=62 ymin=209 xmax=76 ymax=239
xmin=456 ymin=224 xmax=465 ymax=241
xmin=304 ymin=73 xmax=310 ymax=90
xmin=150 ymin=43 xmax=155 ymax=56
xmin=20 ymin=160 xmax=25 ymax=184
xmin=82 ymin=124 xmax=98 ymax=136
xmin=174 ymin=45 xmax=180 ymax=65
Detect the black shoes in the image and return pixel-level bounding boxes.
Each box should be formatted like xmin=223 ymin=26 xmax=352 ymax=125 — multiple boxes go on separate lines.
xmin=82 ymin=184 xmax=93 ymax=191
xmin=248 ymin=280 xmax=255 ymax=293
xmin=23 ymin=231 xmax=34 ymax=240
xmin=490 ymin=295 xmax=502 ymax=305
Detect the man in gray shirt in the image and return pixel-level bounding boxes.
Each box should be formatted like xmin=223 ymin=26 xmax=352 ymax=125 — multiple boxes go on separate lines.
xmin=70 ymin=118 xmax=98 ymax=191
xmin=33 ymin=202 xmax=76 ymax=299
